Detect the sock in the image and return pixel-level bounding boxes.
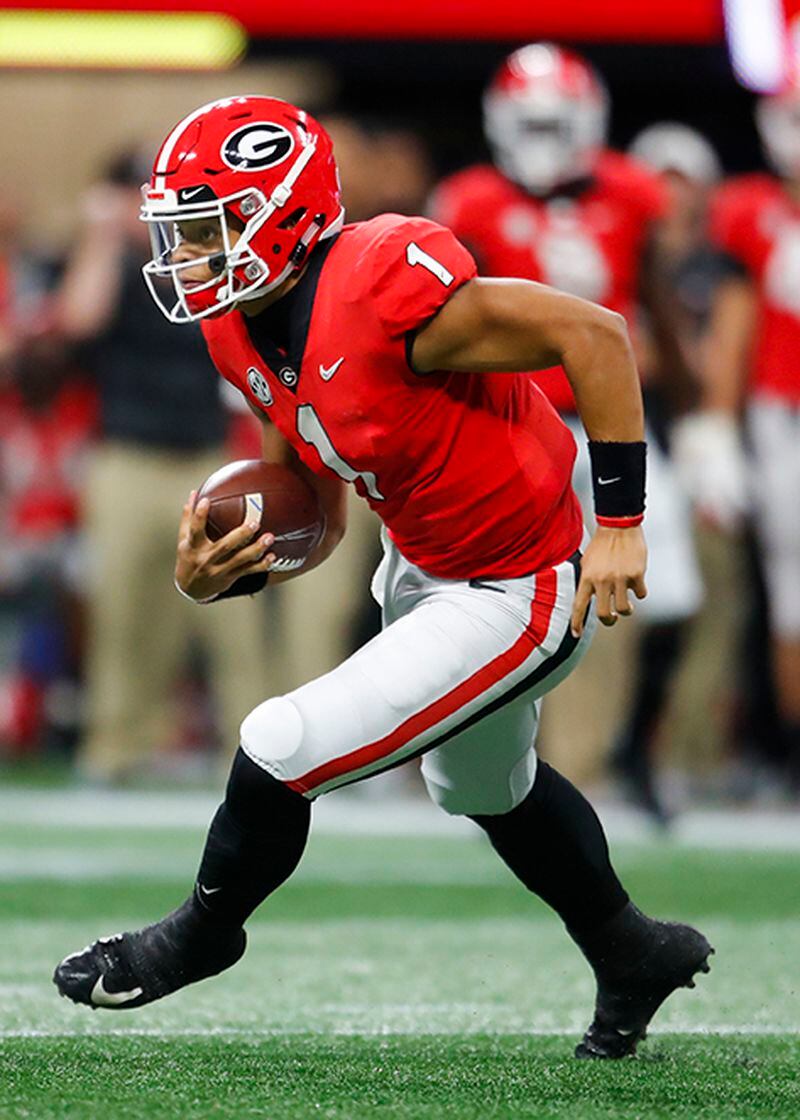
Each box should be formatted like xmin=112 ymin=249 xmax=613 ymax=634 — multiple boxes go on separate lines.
xmin=783 ymin=721 xmax=800 ymax=791
xmin=614 ymin=621 xmax=686 ymax=765
xmin=192 ymin=747 xmax=311 ymax=929
xmin=470 ymin=760 xmax=629 ymax=937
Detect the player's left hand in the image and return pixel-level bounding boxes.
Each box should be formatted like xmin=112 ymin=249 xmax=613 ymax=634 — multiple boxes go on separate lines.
xmin=175 ymin=491 xmax=276 ymax=602
xmin=571 ymin=525 xmax=648 ymax=637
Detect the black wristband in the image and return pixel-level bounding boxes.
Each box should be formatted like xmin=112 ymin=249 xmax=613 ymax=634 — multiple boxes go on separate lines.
xmin=587 ymin=441 xmax=646 ymax=527
xmin=213 ymin=571 xmax=269 ymax=601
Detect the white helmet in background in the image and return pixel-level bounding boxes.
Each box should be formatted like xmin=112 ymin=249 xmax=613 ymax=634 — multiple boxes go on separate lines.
xmin=756 ymin=82 xmax=800 ymax=179
xmin=483 ymin=43 xmax=609 ymax=196
xmin=629 ymin=122 xmax=721 ymax=185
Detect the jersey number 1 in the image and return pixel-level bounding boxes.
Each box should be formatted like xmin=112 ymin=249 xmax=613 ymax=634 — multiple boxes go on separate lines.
xmin=296 ymin=404 xmax=385 ymax=501
xmin=294 ymin=243 xmax=452 ymax=503
xmin=406 ymin=242 xmax=454 ymax=286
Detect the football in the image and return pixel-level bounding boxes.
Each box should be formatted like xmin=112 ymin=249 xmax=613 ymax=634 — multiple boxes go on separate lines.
xmin=195 ymin=459 xmax=326 ymax=573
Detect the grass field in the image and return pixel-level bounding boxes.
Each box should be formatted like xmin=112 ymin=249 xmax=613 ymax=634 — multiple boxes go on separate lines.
xmin=0 ymin=788 xmax=798 ymax=1118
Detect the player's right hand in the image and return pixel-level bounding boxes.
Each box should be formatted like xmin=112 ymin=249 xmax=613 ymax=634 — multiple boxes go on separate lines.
xmin=571 ymin=525 xmax=648 ymax=637
xmin=174 ymin=491 xmax=276 ymax=602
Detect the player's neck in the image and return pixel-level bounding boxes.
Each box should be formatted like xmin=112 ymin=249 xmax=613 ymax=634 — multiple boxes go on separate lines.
xmin=238 ymin=266 xmax=309 ymax=318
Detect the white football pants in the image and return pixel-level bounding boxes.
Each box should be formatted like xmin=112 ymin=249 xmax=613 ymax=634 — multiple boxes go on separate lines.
xmin=240 ymin=530 xmax=595 ymax=815
xmin=748 ymin=397 xmax=800 ymax=639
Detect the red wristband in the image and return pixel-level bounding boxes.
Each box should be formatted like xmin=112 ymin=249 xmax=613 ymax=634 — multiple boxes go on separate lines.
xmin=595 ymin=514 xmax=645 ymax=529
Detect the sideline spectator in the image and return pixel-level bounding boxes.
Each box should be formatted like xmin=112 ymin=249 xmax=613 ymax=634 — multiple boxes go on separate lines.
xmin=0 ymin=299 xmax=96 ymax=756
xmin=696 ymin=82 xmax=800 ymax=796
xmin=629 ymin=123 xmax=753 ymax=800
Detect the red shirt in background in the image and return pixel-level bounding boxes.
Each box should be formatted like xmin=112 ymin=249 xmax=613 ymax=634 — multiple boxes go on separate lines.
xmin=710 ymin=173 xmax=800 ymax=406
xmin=0 ymin=381 xmax=98 ymax=543
xmin=431 ymin=150 xmax=667 ymax=412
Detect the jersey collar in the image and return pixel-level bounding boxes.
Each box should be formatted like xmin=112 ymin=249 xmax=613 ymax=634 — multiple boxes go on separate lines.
xmin=243 ymin=234 xmax=339 ymax=393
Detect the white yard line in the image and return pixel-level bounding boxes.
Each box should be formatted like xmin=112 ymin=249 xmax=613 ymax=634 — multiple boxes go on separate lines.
xmin=1 ymin=785 xmax=799 ymax=849
xmin=0 ymin=1024 xmax=798 ymax=1039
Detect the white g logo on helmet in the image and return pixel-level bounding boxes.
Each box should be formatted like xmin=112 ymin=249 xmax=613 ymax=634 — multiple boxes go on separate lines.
xmin=221 ymin=123 xmax=295 ymax=171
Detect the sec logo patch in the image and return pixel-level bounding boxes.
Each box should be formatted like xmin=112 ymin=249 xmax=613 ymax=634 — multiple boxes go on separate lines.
xmin=247 ymin=367 xmax=273 ymax=407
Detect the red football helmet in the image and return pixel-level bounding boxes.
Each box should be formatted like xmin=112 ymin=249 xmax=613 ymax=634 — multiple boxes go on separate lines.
xmin=140 ymin=95 xmax=344 ymax=323
xmin=483 ymin=44 xmax=608 ymax=196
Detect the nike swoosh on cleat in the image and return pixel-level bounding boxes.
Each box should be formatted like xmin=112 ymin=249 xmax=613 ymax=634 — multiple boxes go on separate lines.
xmin=91 ymin=976 xmax=144 ymax=1007
xmin=319 ymin=357 xmax=345 ymax=381
xmin=198 ymin=883 xmax=222 ymax=896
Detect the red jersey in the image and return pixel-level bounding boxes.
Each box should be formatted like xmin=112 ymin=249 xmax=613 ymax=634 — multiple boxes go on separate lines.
xmin=202 ymin=214 xmax=582 ymax=580
xmin=710 ymin=174 xmax=800 ymax=405
xmin=0 ymin=381 xmax=98 ymax=540
xmin=431 ymin=150 xmax=667 ymax=411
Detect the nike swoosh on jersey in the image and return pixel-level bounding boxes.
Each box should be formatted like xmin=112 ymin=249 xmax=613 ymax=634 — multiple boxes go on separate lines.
xmin=598 ymin=476 xmax=622 ymax=485
xmin=319 ymin=357 xmax=345 ymax=381
xmin=91 ymin=976 xmax=144 ymax=1007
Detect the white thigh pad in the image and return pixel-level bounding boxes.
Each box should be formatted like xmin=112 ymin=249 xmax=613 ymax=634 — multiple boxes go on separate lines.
xmin=240 ymin=696 xmax=304 ymax=777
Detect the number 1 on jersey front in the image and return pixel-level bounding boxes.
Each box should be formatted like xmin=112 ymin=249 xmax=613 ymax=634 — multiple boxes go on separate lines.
xmin=296 ymin=403 xmax=385 ymax=501
xmin=294 ymin=243 xmax=454 ymax=506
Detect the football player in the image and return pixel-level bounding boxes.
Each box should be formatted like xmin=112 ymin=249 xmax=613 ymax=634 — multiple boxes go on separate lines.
xmin=53 ymin=96 xmax=712 ymax=1058
xmin=628 ymin=122 xmax=723 ymax=353
xmin=690 ymin=77 xmax=800 ymax=791
xmin=431 ymin=46 xmax=705 ymax=824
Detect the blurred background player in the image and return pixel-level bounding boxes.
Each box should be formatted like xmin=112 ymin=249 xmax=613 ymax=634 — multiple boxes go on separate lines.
xmin=629 ymin=122 xmax=752 ymax=803
xmin=695 ymin=77 xmax=800 ymax=796
xmin=430 ymin=44 xmax=703 ymax=822
xmin=56 ymin=150 xmax=272 ymax=784
xmin=628 ymin=122 xmax=723 ymax=357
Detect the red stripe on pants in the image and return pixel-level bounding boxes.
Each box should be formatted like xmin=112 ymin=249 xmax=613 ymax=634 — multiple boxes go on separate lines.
xmin=288 ymin=568 xmax=559 ymax=795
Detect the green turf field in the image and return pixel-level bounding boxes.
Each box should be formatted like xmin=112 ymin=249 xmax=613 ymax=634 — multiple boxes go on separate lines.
xmin=0 ymin=795 xmax=798 ymax=1119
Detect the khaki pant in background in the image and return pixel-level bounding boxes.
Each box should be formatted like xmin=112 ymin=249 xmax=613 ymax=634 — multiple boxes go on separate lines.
xmin=539 ymin=620 xmax=635 ymax=785
xmin=659 ymin=527 xmax=746 ymax=781
xmin=539 ymin=526 xmax=746 ymax=789
xmin=80 ymin=442 xmax=274 ymax=782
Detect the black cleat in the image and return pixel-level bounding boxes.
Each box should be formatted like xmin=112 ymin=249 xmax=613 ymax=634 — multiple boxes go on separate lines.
xmin=575 ymin=905 xmax=713 ymax=1059
xmin=53 ymin=898 xmax=246 ymax=1010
